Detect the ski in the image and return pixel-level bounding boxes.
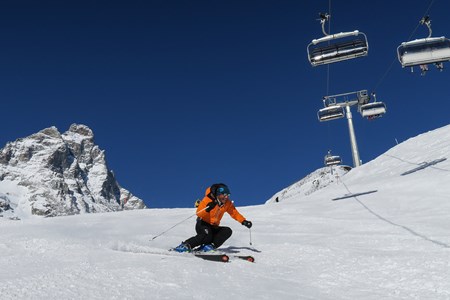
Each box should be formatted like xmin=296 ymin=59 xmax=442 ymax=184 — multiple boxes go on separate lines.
xmin=193 ymin=253 xmax=229 ymax=263
xmin=193 ymin=253 xmax=254 ymax=263
xmin=168 ymin=247 xmax=254 ymax=263
xmin=168 ymin=248 xmax=230 ymax=262
xmin=232 ymin=255 xmax=255 ymax=263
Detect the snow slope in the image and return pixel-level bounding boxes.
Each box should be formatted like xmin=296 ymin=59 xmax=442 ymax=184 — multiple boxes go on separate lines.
xmin=0 ymin=125 xmax=449 ymax=300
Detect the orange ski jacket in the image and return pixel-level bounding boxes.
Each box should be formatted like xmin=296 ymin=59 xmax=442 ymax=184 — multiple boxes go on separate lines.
xmin=196 ymin=187 xmax=246 ymax=226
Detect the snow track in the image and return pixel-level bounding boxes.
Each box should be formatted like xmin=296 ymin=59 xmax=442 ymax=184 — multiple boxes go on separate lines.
xmin=1 ymin=125 xmax=450 ymax=299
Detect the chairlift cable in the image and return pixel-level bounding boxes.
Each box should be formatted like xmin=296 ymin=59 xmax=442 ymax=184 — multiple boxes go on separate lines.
xmin=325 ymin=0 xmax=332 ymax=96
xmin=406 ymin=0 xmax=436 ymax=42
xmin=325 ymin=0 xmax=332 ymax=149
xmin=371 ymin=56 xmax=397 ymax=93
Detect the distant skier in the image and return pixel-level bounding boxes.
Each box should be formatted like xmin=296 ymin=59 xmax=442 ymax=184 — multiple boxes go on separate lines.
xmin=174 ymin=183 xmax=252 ymax=252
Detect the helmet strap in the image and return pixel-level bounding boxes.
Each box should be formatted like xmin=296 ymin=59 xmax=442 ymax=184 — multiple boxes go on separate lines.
xmin=215 ymin=197 xmax=224 ymax=207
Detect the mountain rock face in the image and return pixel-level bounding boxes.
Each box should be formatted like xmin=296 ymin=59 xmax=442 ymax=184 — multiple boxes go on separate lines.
xmin=265 ymin=165 xmax=352 ymax=204
xmin=0 ymin=124 xmax=146 ymax=219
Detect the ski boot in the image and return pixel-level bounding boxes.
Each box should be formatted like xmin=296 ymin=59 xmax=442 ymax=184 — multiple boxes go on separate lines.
xmin=173 ymin=242 xmax=191 ymax=253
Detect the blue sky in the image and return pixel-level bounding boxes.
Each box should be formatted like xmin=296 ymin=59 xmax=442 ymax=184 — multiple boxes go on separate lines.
xmin=1 ymin=0 xmax=449 ymax=208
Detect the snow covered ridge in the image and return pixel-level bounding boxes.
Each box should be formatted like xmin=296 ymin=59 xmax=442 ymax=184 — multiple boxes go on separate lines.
xmin=0 ymin=124 xmax=146 ymax=219
xmin=266 ymin=123 xmax=450 ymax=205
xmin=265 ymin=165 xmax=352 ymax=204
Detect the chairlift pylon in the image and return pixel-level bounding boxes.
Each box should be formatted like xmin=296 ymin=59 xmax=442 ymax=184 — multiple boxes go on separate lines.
xmin=317 ymin=90 xmax=365 ymax=122
xmin=397 ymin=16 xmax=450 ymax=75
xmin=307 ymin=13 xmax=369 ymax=66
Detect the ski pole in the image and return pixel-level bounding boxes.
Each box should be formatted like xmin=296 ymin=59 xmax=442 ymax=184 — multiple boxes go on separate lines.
xmin=150 ymin=206 xmax=208 ymax=241
xmin=248 ymin=228 xmax=253 ymax=246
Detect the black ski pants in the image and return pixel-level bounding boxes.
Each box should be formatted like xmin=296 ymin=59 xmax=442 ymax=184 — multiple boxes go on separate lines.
xmin=184 ymin=218 xmax=232 ymax=249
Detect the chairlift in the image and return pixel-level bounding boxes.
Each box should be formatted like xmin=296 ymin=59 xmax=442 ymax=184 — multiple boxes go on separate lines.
xmin=397 ymin=16 xmax=450 ymax=74
xmin=307 ymin=13 xmax=369 ymax=66
xmin=318 ymin=105 xmax=345 ymax=122
xmin=324 ymin=150 xmax=342 ymax=166
xmin=360 ymin=102 xmax=387 ymax=119
xmin=359 ymin=93 xmax=386 ymax=120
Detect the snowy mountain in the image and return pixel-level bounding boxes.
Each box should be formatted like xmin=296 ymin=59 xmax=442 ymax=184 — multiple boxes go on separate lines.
xmin=0 ymin=124 xmax=146 ymax=219
xmin=0 ymin=124 xmax=449 ymax=299
xmin=265 ymin=165 xmax=352 ymax=204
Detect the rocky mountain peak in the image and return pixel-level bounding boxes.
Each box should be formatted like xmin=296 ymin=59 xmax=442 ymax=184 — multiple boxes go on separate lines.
xmin=67 ymin=123 xmax=94 ymax=137
xmin=0 ymin=124 xmax=147 ymax=219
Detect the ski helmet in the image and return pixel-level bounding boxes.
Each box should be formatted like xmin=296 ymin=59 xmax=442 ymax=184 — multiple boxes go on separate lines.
xmin=215 ymin=185 xmax=230 ymax=196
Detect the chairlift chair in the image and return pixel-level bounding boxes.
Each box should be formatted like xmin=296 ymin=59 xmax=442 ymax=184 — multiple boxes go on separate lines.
xmin=360 ymin=102 xmax=387 ymax=119
xmin=324 ymin=150 xmax=342 ymax=166
xmin=397 ymin=16 xmax=450 ymax=74
xmin=317 ymin=105 xmax=345 ymax=122
xmin=358 ymin=93 xmax=387 ymax=119
xmin=308 ymin=13 xmax=369 ymax=66
xmin=397 ymin=37 xmax=450 ymax=69
xmin=324 ymin=155 xmax=342 ymax=166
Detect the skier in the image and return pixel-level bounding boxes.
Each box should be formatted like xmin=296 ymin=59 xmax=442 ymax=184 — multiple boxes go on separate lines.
xmin=174 ymin=183 xmax=252 ymax=252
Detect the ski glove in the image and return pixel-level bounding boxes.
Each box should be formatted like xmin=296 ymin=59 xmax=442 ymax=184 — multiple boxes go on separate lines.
xmin=205 ymin=201 xmax=217 ymax=212
xmin=242 ymin=220 xmax=252 ymax=228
